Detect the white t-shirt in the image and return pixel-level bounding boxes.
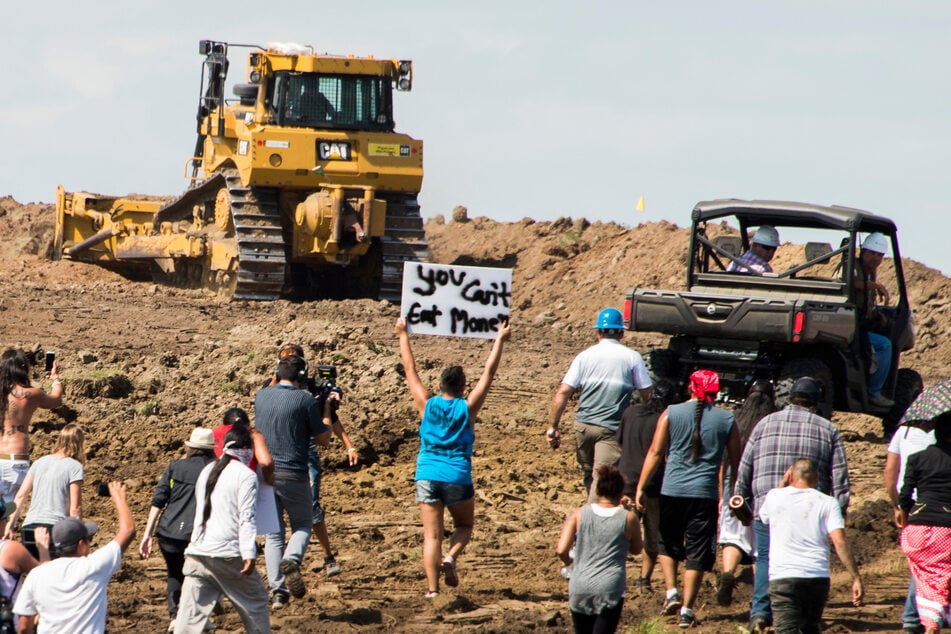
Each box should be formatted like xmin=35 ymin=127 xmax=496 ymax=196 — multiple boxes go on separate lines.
xmin=562 ymin=339 xmax=651 ymax=431
xmin=760 ymin=486 xmax=844 ymax=580
xmin=13 ymin=541 xmax=122 ymax=633
xmin=887 ymin=426 xmax=935 ymax=500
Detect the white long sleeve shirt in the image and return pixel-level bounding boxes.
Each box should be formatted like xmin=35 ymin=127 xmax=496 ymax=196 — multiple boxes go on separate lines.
xmin=186 ymin=459 xmax=258 ymax=561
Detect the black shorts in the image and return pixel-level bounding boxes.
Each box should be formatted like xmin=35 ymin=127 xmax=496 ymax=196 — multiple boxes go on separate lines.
xmin=657 ymin=495 xmax=718 ymax=571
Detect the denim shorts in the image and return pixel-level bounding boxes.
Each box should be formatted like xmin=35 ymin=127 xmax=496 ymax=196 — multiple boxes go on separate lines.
xmin=415 ymin=480 xmax=474 ymax=506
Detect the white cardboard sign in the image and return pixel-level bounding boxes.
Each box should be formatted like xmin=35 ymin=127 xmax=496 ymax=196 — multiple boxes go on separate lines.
xmin=400 ymin=262 xmax=512 ymax=339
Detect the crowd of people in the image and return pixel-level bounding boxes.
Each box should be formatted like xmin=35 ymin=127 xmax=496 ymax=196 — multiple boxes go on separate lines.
xmin=547 ymin=309 xmax=870 ymax=633
xmin=0 ymin=295 xmax=942 ymax=633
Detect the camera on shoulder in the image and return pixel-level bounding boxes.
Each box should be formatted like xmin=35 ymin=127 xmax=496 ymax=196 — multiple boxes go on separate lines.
xmin=316 ymin=365 xmax=343 ymax=409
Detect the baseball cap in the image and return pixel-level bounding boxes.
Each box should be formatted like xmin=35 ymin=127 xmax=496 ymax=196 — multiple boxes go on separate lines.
xmin=52 ymin=517 xmax=99 ymax=550
xmin=790 ymin=376 xmax=822 ymax=401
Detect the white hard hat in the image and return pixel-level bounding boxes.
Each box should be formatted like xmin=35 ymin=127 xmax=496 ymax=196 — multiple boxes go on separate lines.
xmin=752 ymin=225 xmax=780 ymax=248
xmin=861 ymin=232 xmax=888 ymax=254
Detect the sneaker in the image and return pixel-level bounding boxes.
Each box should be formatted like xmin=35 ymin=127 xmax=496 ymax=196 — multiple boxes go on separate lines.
xmin=279 ymin=558 xmax=306 ymax=598
xmin=424 ymin=590 xmax=439 ymax=599
xmin=271 ymin=591 xmax=288 ymax=611
xmin=662 ymin=589 xmax=683 ymax=616
xmin=442 ymin=558 xmax=459 ymax=588
xmin=870 ymin=394 xmax=895 ymax=408
xmin=716 ymin=571 xmax=735 ymax=606
xmin=678 ymin=610 xmax=699 ymax=628
xmin=635 ymin=576 xmax=652 ymax=594
xmin=324 ymin=556 xmax=342 ymax=578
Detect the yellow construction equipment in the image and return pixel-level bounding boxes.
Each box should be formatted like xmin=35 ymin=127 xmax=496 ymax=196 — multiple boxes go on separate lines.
xmin=54 ymin=40 xmax=427 ymax=301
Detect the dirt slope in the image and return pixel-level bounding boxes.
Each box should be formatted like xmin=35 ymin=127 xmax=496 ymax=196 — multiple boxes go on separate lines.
xmin=1 ymin=196 xmax=949 ymax=632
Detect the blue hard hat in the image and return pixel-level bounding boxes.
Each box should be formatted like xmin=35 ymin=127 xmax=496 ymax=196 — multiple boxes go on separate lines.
xmin=593 ymin=308 xmax=624 ymax=330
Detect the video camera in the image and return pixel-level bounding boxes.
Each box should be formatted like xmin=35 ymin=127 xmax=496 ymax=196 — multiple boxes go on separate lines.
xmin=316 ymin=365 xmax=343 ymax=409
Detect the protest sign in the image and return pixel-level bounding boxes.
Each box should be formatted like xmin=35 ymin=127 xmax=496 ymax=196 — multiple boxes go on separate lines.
xmin=400 ymin=262 xmax=512 ymax=339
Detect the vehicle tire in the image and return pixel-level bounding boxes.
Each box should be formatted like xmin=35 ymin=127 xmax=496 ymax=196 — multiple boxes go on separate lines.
xmin=776 ymin=358 xmax=835 ymax=419
xmin=644 ymin=348 xmax=682 ymax=392
xmin=881 ymin=368 xmax=924 ymax=438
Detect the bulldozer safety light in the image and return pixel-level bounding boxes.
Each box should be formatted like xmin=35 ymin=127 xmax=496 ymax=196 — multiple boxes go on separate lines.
xmin=249 ymin=70 xmax=262 ymax=83
xmin=269 ymin=154 xmax=282 ymax=167
xmin=622 ymin=299 xmax=633 ymax=327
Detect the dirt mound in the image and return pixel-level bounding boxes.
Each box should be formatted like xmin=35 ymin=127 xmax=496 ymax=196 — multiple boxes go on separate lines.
xmin=0 ymin=196 xmax=946 ymax=631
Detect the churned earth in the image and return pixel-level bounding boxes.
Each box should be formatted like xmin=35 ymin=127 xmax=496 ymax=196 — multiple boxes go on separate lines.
xmin=2 ymin=194 xmax=951 ymax=632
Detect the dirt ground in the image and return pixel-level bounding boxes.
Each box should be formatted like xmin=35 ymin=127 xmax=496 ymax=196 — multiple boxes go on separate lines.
xmin=2 ymin=194 xmax=951 ymax=632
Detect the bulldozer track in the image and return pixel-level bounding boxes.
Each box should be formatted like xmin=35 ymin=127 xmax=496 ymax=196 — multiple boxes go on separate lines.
xmin=222 ymin=170 xmax=287 ymax=301
xmin=380 ymin=194 xmax=428 ymax=303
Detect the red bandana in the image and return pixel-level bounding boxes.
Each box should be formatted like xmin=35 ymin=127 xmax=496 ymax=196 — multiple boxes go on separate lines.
xmin=689 ymin=370 xmax=720 ymax=403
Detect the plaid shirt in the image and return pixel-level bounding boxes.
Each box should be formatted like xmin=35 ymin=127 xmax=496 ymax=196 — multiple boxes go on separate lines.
xmin=727 ymin=249 xmax=772 ymax=274
xmin=735 ymin=405 xmax=850 ymax=515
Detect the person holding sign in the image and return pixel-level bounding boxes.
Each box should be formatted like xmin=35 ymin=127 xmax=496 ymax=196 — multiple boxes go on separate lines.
xmin=395 ymin=316 xmax=511 ymax=598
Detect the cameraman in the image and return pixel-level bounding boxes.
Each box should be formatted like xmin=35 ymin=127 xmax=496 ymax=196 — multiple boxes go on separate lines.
xmin=266 ymin=344 xmax=358 ymax=578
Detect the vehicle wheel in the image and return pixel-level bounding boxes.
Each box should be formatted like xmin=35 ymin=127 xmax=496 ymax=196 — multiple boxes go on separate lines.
xmin=645 ymin=348 xmax=681 ymax=387
xmin=881 ymin=368 xmax=924 ymax=438
xmin=776 ymin=358 xmax=835 ymax=419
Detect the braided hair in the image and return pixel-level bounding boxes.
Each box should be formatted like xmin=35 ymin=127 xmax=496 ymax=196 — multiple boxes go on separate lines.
xmin=199 ymin=425 xmax=252 ymax=536
xmin=688 ymin=370 xmax=720 ymax=462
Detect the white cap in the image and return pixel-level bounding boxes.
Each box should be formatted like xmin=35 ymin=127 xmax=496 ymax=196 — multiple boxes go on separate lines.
xmin=751 ymin=225 xmax=780 ymax=248
xmin=861 ymin=232 xmax=888 ymax=254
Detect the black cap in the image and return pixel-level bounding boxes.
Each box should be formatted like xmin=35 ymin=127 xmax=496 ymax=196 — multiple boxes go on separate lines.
xmin=791 ymin=376 xmax=821 ymax=402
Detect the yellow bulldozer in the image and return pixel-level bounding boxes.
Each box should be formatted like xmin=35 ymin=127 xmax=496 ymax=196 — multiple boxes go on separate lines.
xmin=53 ymin=40 xmax=427 ymax=301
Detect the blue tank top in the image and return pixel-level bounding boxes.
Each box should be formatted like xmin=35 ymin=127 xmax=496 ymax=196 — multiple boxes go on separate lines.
xmin=415 ymin=396 xmax=473 ymax=485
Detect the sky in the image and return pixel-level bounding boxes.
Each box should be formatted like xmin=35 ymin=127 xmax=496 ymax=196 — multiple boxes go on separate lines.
xmin=4 ymin=1 xmax=949 ymax=275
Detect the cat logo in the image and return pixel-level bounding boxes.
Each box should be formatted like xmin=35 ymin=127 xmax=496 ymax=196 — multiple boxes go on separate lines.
xmin=317 ymin=141 xmax=352 ymax=161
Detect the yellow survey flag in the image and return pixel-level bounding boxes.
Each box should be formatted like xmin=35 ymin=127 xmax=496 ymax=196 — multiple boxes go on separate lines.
xmin=636 ymin=196 xmax=645 ymax=212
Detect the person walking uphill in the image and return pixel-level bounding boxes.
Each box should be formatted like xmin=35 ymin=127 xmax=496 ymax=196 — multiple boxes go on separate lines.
xmin=762 ymin=458 xmax=863 ymax=633
xmin=636 ymin=369 xmax=740 ymax=628
xmin=557 ymin=464 xmax=643 ymax=634
xmin=896 ymin=412 xmax=951 ymax=634
xmin=396 ymin=316 xmax=510 ymax=598
xmin=140 ymin=428 xmax=218 ymax=632
xmin=547 ymin=308 xmax=652 ymax=502
xmin=253 ymin=355 xmax=330 ymax=609
xmin=734 ymin=377 xmax=850 ymax=633
xmin=174 ymin=427 xmax=271 ymax=634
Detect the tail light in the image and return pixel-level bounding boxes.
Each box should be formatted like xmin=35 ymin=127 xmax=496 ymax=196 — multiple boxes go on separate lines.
xmin=623 ymin=297 xmax=633 ymax=328
xmin=792 ymin=311 xmax=805 ymax=343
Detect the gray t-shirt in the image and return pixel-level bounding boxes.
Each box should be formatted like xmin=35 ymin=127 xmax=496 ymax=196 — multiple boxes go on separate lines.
xmin=562 ymin=339 xmax=651 ymax=432
xmin=661 ymin=401 xmax=735 ymax=500
xmin=23 ymin=455 xmax=84 ymax=526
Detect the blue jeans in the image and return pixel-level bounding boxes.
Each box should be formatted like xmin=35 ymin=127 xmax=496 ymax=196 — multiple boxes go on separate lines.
xmin=904 ymin=574 xmax=923 ymax=632
xmin=265 ymin=471 xmax=313 ymax=595
xmin=868 ymin=332 xmax=892 ymax=397
xmin=752 ymin=520 xmax=772 ymax=623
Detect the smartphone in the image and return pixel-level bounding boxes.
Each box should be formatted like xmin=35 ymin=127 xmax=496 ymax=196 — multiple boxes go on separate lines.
xmin=96 ymin=481 xmax=110 ymax=497
xmin=44 ymin=351 xmax=55 ymax=373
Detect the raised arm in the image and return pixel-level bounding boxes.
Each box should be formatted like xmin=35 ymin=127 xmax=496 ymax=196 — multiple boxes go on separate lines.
xmin=109 ymin=481 xmax=136 ymax=553
xmin=467 ymin=319 xmax=511 ymax=418
xmin=396 ymin=317 xmax=430 ymax=416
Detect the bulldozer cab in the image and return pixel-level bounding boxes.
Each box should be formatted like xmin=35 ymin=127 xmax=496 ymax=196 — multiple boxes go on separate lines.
xmin=270 ymin=72 xmax=392 ymax=131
